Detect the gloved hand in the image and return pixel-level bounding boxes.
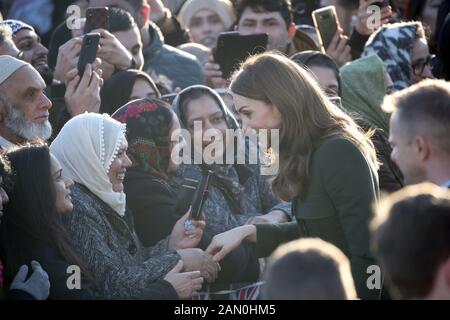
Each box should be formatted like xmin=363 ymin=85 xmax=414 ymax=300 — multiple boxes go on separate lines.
xmin=10 ymin=261 xmax=50 ymax=300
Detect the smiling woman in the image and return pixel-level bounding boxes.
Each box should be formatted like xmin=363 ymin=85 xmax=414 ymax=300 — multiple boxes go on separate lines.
xmin=0 ymin=141 xmax=99 ymax=299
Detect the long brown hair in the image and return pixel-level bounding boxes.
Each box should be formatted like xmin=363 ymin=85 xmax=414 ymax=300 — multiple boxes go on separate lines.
xmin=230 ymin=52 xmax=378 ymax=201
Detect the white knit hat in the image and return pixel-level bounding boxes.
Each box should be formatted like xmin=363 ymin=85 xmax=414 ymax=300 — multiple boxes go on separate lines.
xmin=0 ymin=55 xmax=29 ymax=85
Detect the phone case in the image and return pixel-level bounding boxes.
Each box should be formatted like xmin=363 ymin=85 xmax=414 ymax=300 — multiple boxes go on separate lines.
xmin=214 ymin=32 xmax=268 ymax=79
xmin=312 ymin=6 xmax=339 ymax=51
xmin=77 ymin=33 xmax=100 ymax=76
xmin=84 ymin=7 xmax=110 ymax=34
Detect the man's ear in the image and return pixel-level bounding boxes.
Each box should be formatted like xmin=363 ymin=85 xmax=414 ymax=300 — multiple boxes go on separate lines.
xmin=414 ymin=136 xmax=431 ymax=162
xmin=288 ymin=23 xmax=296 ymax=41
xmin=139 ymin=3 xmax=151 ymax=28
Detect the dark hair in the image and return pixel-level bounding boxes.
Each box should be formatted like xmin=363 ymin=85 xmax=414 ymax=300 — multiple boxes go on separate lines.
xmin=2 ymin=141 xmax=95 ymax=284
xmin=263 ymin=238 xmax=356 ymax=299
xmin=291 ymin=50 xmax=341 ymax=96
xmin=236 ymin=0 xmax=292 ymax=29
xmin=337 ymin=0 xmax=359 ymax=10
xmin=372 ymin=183 xmax=450 ymax=299
xmin=100 ymin=70 xmax=161 ymax=115
xmin=108 ymin=6 xmax=137 ymax=33
xmin=383 ymin=79 xmax=450 ymax=154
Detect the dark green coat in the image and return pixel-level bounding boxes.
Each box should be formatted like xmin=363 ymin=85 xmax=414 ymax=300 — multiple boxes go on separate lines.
xmin=254 ymin=137 xmax=381 ymax=300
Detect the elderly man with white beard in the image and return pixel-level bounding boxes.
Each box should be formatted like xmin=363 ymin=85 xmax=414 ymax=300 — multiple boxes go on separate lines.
xmin=0 ymin=55 xmax=52 ymax=148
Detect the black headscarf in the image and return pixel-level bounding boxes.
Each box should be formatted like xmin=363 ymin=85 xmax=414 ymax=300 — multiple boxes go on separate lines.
xmin=100 ymin=70 xmax=161 ymax=115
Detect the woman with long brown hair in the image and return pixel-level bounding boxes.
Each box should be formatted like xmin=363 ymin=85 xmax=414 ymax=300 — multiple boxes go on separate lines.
xmin=206 ymin=52 xmax=382 ymax=300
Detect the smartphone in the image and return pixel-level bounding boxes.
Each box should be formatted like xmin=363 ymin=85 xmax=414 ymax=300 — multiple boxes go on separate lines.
xmin=214 ymin=32 xmax=268 ymax=79
xmin=78 ymin=33 xmax=100 ymax=76
xmin=312 ymin=5 xmax=339 ymax=52
xmin=190 ymin=170 xmax=213 ymax=220
xmin=84 ymin=7 xmax=109 ymax=34
xmin=175 ymin=170 xmax=213 ymax=220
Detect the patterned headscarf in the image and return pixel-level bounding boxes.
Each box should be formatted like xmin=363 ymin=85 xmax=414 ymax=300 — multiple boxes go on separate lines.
xmin=362 ymin=22 xmax=422 ymax=91
xmin=112 ymin=98 xmax=174 ymax=180
xmin=0 ymin=19 xmax=34 ymax=35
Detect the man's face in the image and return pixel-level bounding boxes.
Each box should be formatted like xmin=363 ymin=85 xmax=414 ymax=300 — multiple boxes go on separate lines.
xmin=188 ymin=9 xmax=226 ymax=49
xmin=13 ymin=29 xmax=50 ymax=79
xmin=114 ymin=25 xmax=144 ymax=70
xmin=0 ymin=66 xmax=52 ymax=141
xmin=237 ymin=7 xmax=292 ymax=52
xmin=389 ymin=112 xmax=425 ymax=185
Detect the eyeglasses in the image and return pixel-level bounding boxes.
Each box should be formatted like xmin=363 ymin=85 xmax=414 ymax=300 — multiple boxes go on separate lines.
xmin=412 ymin=55 xmax=435 ymax=76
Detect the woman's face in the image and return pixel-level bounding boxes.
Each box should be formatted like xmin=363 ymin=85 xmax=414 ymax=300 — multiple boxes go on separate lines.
xmin=130 ymin=78 xmax=157 ymax=101
xmin=185 ymin=94 xmax=228 ymax=158
xmin=308 ymin=66 xmax=340 ymax=98
xmin=232 ymin=93 xmax=282 ymax=132
xmin=50 ymin=154 xmax=74 ymax=214
xmin=107 ymin=139 xmax=132 ymax=192
xmin=188 ymin=9 xmax=226 ymax=48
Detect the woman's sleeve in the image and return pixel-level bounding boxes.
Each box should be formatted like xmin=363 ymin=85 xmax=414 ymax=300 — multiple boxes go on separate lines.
xmin=257 ymin=173 xmax=293 ymax=219
xmin=64 ymin=209 xmax=179 ymax=299
xmin=253 ymin=222 xmax=300 ymax=258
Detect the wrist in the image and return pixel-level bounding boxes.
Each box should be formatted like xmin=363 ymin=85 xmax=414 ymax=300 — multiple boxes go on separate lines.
xmin=241 ymin=225 xmax=257 ymax=243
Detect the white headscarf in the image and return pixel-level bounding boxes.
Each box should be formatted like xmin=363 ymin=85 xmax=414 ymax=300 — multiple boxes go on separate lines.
xmin=50 ymin=113 xmax=127 ymax=216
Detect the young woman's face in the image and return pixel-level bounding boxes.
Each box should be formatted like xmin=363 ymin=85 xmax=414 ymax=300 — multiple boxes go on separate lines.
xmin=130 ymin=78 xmax=157 ymax=101
xmin=185 ymin=95 xmax=228 ymax=159
xmin=107 ymin=139 xmax=132 ymax=192
xmin=411 ymin=37 xmax=434 ymax=84
xmin=188 ymin=9 xmax=226 ymax=48
xmin=308 ymin=66 xmax=340 ymax=97
xmin=232 ymin=93 xmax=282 ymax=132
xmin=50 ymin=154 xmax=74 ymax=214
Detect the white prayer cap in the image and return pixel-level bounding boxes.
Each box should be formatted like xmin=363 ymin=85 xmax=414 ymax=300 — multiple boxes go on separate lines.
xmin=0 ymin=55 xmax=29 ymax=85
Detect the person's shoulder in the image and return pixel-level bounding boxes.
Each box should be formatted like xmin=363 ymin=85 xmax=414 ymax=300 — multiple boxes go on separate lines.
xmin=161 ymin=44 xmax=202 ymax=66
xmin=70 ymin=184 xmax=105 ymax=219
xmin=315 ymin=136 xmax=360 ymax=156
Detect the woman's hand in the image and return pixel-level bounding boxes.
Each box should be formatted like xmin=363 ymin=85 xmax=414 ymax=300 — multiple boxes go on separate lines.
xmin=168 ymin=208 xmax=205 ymax=250
xmin=206 ymin=225 xmax=257 ymax=262
xmin=164 ymin=260 xmax=204 ymax=299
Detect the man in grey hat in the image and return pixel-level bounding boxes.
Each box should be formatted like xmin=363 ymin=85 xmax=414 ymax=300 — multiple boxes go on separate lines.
xmin=0 ymin=55 xmax=52 ymax=148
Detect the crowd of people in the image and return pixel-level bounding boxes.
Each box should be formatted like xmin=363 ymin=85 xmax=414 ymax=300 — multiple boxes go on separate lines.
xmin=0 ymin=0 xmax=449 ymax=300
